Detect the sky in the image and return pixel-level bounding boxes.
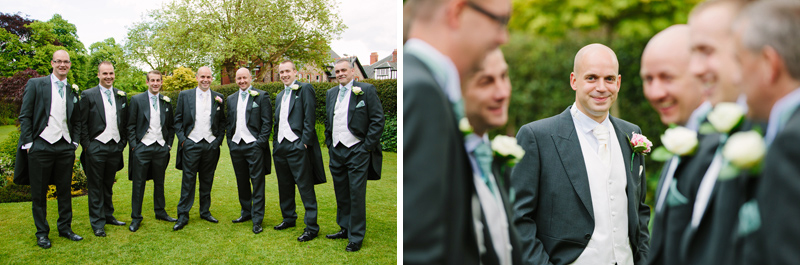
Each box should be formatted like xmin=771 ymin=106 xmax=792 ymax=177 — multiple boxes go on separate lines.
xmin=0 ymin=0 xmax=398 ymax=69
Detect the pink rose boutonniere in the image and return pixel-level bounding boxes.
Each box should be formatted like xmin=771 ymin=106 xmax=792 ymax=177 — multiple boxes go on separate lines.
xmin=215 ymin=96 xmax=223 ymax=104
xmin=628 ymin=132 xmax=653 ymax=172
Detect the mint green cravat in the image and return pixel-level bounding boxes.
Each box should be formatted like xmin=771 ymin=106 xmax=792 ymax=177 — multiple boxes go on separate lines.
xmin=55 ymin=81 xmax=65 ymax=98
xmin=473 ymin=141 xmax=495 ymax=194
xmin=338 ymin=86 xmax=347 ymax=102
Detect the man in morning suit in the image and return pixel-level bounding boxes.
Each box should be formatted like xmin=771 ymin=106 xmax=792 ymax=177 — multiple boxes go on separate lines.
xmin=227 ymin=68 xmax=272 ymax=234
xmin=511 ymin=44 xmax=650 ymax=265
xmin=640 ymin=25 xmax=716 ymax=265
xmin=127 ymin=70 xmax=177 ymax=232
xmin=79 ymin=61 xmax=129 ymax=237
xmin=172 ymin=66 xmax=226 ymax=231
xmin=461 ymin=48 xmax=522 ymax=265
xmin=323 ymin=58 xmax=384 ymax=252
xmin=403 ymin=0 xmax=510 ymax=263
xmin=272 ymin=60 xmax=326 ymax=242
xmin=734 ymin=1 xmax=800 ymax=263
xmin=15 ymin=49 xmax=83 ymax=248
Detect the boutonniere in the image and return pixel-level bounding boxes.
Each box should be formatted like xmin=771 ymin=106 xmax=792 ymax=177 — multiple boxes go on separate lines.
xmin=117 ymin=90 xmax=126 ymax=96
xmin=290 ymin=84 xmax=299 ymax=90
xmin=249 ymin=90 xmax=259 ymax=97
xmin=653 ymin=126 xmax=698 ymax=161
xmin=71 ymin=84 xmax=80 ymax=93
xmin=491 ymin=135 xmax=526 ymax=167
xmin=215 ymin=96 xmax=223 ymax=104
xmin=707 ymin=102 xmax=745 ymax=134
xmin=627 ymin=132 xmax=653 ymax=172
xmin=718 ymin=130 xmax=766 ymax=180
xmin=162 ymin=96 xmax=170 ymax=103
xmin=459 ymin=118 xmax=473 ymax=137
xmin=352 ymin=86 xmax=364 ymax=95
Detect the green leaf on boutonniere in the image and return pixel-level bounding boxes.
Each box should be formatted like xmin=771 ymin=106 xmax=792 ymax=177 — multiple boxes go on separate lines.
xmin=718 ymin=161 xmax=739 ymax=181
xmin=698 ymin=122 xmax=717 ymax=135
xmin=651 ymin=146 xmax=672 ymax=162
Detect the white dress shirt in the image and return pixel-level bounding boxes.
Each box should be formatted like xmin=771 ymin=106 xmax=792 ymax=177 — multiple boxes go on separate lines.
xmin=232 ymin=87 xmax=256 ymax=144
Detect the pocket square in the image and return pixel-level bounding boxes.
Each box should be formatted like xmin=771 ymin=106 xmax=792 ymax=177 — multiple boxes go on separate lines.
xmin=121 ymin=103 xmax=126 ymax=108
xmin=639 ymin=165 xmax=643 ymax=176
xmin=295 ymin=95 xmax=299 ymax=99
xmin=356 ymin=100 xmax=365 ymax=108
xmin=666 ymin=180 xmax=688 ymax=207
xmin=737 ymin=199 xmax=761 ymax=237
xmin=72 ymin=97 xmax=78 ymax=103
xmin=252 ymin=102 xmax=259 ymax=108
xmin=216 ymin=106 xmax=220 ymax=111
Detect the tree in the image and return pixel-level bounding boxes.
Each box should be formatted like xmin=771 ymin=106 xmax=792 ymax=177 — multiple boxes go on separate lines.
xmin=162 ymin=67 xmax=197 ymax=91
xmin=124 ymin=0 xmax=346 ymax=83
xmin=88 ymin=38 xmax=147 ymax=92
xmin=0 ymin=13 xmax=35 ymax=77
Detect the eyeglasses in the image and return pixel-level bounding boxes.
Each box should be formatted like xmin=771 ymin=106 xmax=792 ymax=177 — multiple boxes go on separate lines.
xmin=465 ymin=1 xmax=510 ymax=27
xmin=52 ymin=60 xmax=71 ymax=65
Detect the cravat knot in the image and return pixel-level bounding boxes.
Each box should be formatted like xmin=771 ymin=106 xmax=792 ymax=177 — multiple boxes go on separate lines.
xmin=473 ymin=141 xmax=495 ymax=194
xmin=56 ymin=80 xmax=65 ymax=98
xmin=151 ymin=95 xmax=158 ymax=111
xmin=593 ymin=124 xmax=610 ymax=166
xmin=241 ymin=91 xmax=247 ymax=101
xmin=105 ymin=90 xmax=113 ymax=105
xmin=338 ymin=86 xmax=347 ymax=102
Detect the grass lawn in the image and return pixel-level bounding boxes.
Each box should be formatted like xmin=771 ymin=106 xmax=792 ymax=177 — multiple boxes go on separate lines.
xmin=0 ymin=136 xmax=397 ymax=264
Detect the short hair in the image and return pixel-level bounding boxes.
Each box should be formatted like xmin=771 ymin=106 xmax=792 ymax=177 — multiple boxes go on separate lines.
xmin=736 ymin=0 xmax=800 ymax=80
xmin=280 ymin=60 xmax=296 ymax=70
xmin=689 ymin=0 xmax=754 ymax=23
xmin=146 ymin=70 xmax=162 ymax=81
xmin=335 ymin=58 xmax=354 ymax=68
xmin=98 ymin=61 xmax=113 ymax=71
xmin=404 ymin=0 xmax=447 ymax=23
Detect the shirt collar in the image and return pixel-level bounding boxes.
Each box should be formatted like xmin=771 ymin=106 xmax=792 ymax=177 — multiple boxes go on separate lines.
xmin=99 ymin=85 xmax=114 ymax=94
xmin=404 ymin=38 xmax=462 ymax=104
xmin=570 ymin=104 xmax=610 ymax=135
xmin=285 ymin=80 xmax=297 ymax=90
xmin=766 ymin=87 xmax=800 ymax=145
xmin=50 ymin=74 xmax=67 ymax=84
xmin=148 ymin=92 xmax=160 ymax=98
xmin=464 ymin=133 xmax=490 ymax=154
xmin=340 ymin=79 xmax=354 ymax=90
xmin=686 ymin=101 xmax=712 ymax=132
xmin=196 ymin=87 xmax=210 ymax=96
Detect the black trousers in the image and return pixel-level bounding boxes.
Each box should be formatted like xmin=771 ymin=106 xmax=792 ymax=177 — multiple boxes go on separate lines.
xmin=274 ymin=138 xmax=319 ymax=233
xmin=84 ymin=139 xmax=123 ymax=230
xmin=130 ymin=142 xmax=170 ymax=221
xmin=329 ymin=142 xmax=369 ymax=244
xmin=28 ymin=137 xmax=76 ymax=237
xmin=176 ymin=139 xmax=220 ymax=221
xmin=229 ymin=141 xmax=265 ymax=225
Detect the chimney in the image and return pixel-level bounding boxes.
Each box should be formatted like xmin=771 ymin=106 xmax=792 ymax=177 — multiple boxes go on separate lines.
xmin=370 ymin=52 xmax=378 ymax=65
xmin=391 ymin=49 xmax=397 ymax=63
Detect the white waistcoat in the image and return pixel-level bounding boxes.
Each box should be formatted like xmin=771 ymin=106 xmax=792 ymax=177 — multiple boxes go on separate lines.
xmin=277 ymin=90 xmax=298 ymax=143
xmin=95 ymin=88 xmax=120 ymax=144
xmin=188 ymin=90 xmax=215 ymax=143
xmin=332 ymin=88 xmax=360 ymax=148
xmin=232 ymin=91 xmax=256 ymax=144
xmin=40 ymin=81 xmax=71 ymax=144
xmin=141 ymin=96 xmax=165 ymax=146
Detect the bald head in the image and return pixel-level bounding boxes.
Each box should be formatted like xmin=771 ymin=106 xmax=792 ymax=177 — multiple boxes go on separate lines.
xmin=573 ymin=44 xmax=619 ymax=74
xmin=196 ymin=66 xmax=213 ymax=91
xmin=643 ymin=25 xmax=691 ymax=61
xmin=235 ymin=68 xmax=252 ymax=90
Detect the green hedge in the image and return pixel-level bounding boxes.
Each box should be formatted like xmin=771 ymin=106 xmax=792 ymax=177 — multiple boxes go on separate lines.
xmin=128 ymin=79 xmax=398 ymax=152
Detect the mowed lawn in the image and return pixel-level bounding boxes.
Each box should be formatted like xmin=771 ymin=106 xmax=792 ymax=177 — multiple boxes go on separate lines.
xmin=0 ymin=136 xmax=397 ymax=264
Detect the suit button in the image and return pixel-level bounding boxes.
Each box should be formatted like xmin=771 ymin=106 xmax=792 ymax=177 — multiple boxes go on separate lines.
xmin=584 ymin=234 xmax=591 ymax=240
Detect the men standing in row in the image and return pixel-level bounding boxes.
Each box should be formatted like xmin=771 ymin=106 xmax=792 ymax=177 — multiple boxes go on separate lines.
xmin=511 ymin=44 xmax=650 ymax=265
xmin=324 ymin=59 xmax=384 ymax=252
xmin=172 ymin=66 xmax=226 ymax=231
xmin=15 ymin=49 xmax=83 ymax=248
xmin=227 ymin=68 xmax=272 ymax=234
xmin=79 ymin=61 xmax=129 ymax=237
xmin=272 ymin=60 xmax=326 ymax=242
xmin=127 ymin=70 xmax=177 ymax=232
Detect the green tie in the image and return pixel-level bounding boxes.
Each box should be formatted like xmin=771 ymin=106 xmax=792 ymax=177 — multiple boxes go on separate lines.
xmin=151 ymin=95 xmax=158 ymax=111
xmin=285 ymin=87 xmax=291 ymax=97
xmin=241 ymin=91 xmax=247 ymax=101
xmin=473 ymin=141 xmax=495 ymax=194
xmin=56 ymin=81 xmax=65 ymax=98
xmin=105 ymin=90 xmax=113 ymax=105
xmin=338 ymin=86 xmax=347 ymax=102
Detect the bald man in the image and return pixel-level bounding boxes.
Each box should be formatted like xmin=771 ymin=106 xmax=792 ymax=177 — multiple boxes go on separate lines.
xmin=641 ymin=25 xmax=717 ymax=265
xmin=226 ymin=68 xmax=272 ymax=234
xmin=172 ymin=66 xmax=226 ymax=231
xmin=511 ymin=44 xmax=650 ymax=265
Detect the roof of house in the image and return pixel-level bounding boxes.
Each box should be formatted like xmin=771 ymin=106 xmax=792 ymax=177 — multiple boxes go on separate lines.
xmin=364 ymin=54 xmax=397 ymax=79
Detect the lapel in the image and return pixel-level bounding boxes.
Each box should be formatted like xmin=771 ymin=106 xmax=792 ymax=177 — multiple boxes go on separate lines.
xmin=287 ymin=81 xmax=297 ymax=116
xmin=276 ymin=89 xmax=284 ymax=117
xmin=42 ymin=78 xmax=52 ymax=120
xmin=245 ymin=89 xmax=254 ymax=123
xmin=159 ymin=94 xmax=167 ymax=127
xmin=112 ymin=88 xmax=124 ymax=128
xmin=609 ymin=116 xmax=639 ymax=237
xmin=230 ymin=92 xmax=238 ymax=124
xmin=189 ymin=88 xmax=197 ymax=124
xmin=65 ymin=82 xmax=74 ymax=121
xmin=95 ymin=86 xmax=107 ymax=125
xmin=347 ymin=83 xmax=358 ymax=124
xmin=328 ymin=89 xmax=336 ymax=124
xmin=210 ymin=90 xmax=218 ymax=125
xmin=143 ymin=93 xmax=151 ymax=122
xmin=552 ymin=108 xmax=594 ymax=218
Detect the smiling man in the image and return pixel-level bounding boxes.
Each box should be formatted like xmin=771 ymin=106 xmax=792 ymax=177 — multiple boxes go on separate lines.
xmin=78 ymin=61 xmax=129 ymax=237
xmin=324 ymin=58 xmax=384 ymax=252
xmin=511 ymin=44 xmax=650 ymax=265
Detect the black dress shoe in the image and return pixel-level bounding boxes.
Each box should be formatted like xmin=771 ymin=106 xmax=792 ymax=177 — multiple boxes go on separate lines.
xmin=156 ymin=215 xmax=177 ymax=222
xmin=345 ymin=242 xmax=362 ymax=252
xmin=201 ymin=215 xmax=219 ymax=223
xmin=58 ymin=231 xmax=83 ymax=241
xmin=37 ymin=236 xmax=51 ymax=249
xmin=253 ymin=224 xmax=263 ymax=234
xmin=326 ymin=228 xmax=348 ymax=239
xmin=297 ymin=231 xmax=318 ymax=242
xmin=129 ymin=221 xmax=141 ymax=232
xmin=232 ymin=216 xmax=252 ymax=223
xmin=173 ymin=220 xmax=188 ymax=231
xmin=106 ymin=219 xmax=126 ymax=226
xmin=273 ymin=221 xmax=296 ymax=230
xmin=94 ymin=228 xmax=106 ymax=237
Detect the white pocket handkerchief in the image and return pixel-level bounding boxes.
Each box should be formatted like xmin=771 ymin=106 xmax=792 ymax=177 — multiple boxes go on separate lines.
xmin=356 ymin=100 xmax=365 ymax=108
xmin=252 ymin=102 xmax=259 ymax=108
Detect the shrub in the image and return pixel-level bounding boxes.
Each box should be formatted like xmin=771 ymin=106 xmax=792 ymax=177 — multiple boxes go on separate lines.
xmin=0 ymin=102 xmax=18 ymax=125
xmin=0 ymin=179 xmax=31 ymax=203
xmin=380 ymin=115 xmax=397 ymax=152
xmin=0 ymin=68 xmax=41 ymax=107
xmin=162 ymin=66 xmax=198 ymax=92
xmin=46 ymin=158 xmax=87 ymax=200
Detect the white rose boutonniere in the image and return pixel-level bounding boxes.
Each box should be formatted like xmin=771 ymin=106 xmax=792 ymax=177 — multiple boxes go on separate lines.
xmin=459 ymin=117 xmax=473 ymax=136
xmin=708 ymin=102 xmax=745 ymax=134
xmin=491 ymin=135 xmax=526 ymax=166
xmin=290 ymin=84 xmax=299 ymax=90
xmin=352 ymin=86 xmax=364 ymax=95
xmin=117 ymin=90 xmax=125 ymax=96
xmin=249 ymin=90 xmax=259 ymax=97
xmin=162 ymin=96 xmax=170 ymax=103
xmin=71 ymin=84 xmax=79 ymax=93
xmin=661 ymin=126 xmax=698 ymax=156
xmin=723 ymin=130 xmax=766 ymax=169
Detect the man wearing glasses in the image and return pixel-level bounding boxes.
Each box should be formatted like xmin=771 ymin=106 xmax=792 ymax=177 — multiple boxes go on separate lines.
xmin=15 ymin=50 xmax=84 ymax=248
xmin=403 ymin=0 xmax=511 ymax=263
